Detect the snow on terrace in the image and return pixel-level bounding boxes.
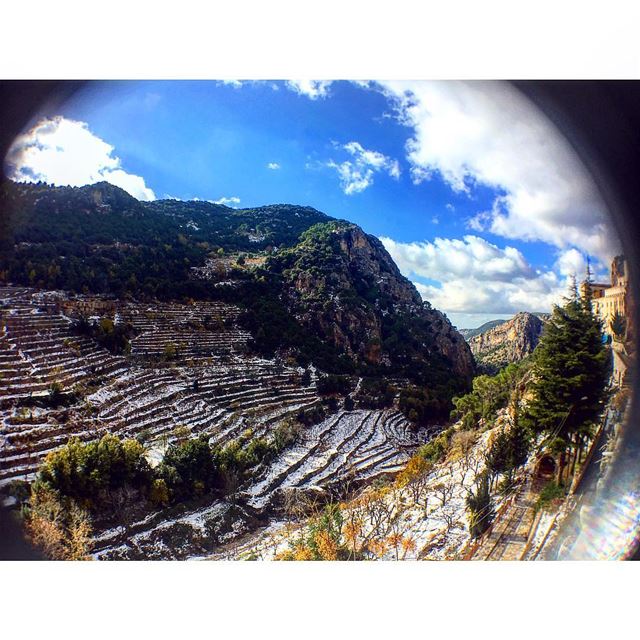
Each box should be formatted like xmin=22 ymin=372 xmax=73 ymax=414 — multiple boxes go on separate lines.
xmin=244 ymin=410 xmax=424 ymax=511
xmin=217 ymin=425 xmax=503 ymax=561
xmin=89 ymin=410 xmax=430 ymax=560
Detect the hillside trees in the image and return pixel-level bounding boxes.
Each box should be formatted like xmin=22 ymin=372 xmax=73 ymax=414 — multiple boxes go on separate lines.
xmin=39 ymin=434 xmax=153 ymax=506
xmin=450 ymin=361 xmax=529 ymax=430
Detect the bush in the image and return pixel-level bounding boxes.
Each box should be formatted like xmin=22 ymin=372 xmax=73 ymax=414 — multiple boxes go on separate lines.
xmin=316 ymin=374 xmax=354 ymax=396
xmin=272 ymin=419 xmax=302 ymax=452
xmin=157 ymin=435 xmax=217 ymax=500
xmin=150 ymin=478 xmax=170 ymax=506
xmin=39 ymin=434 xmax=153 ymax=506
xmin=534 ymin=481 xmax=565 ymax=513
xmin=417 ymin=428 xmax=454 ymax=464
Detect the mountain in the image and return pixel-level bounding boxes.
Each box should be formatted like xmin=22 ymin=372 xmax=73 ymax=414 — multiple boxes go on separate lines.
xmin=459 ymin=319 xmax=508 ymax=340
xmin=468 ymin=311 xmax=547 ymax=373
xmin=264 ymin=221 xmax=474 ymax=384
xmin=0 ymin=180 xmax=474 ymax=412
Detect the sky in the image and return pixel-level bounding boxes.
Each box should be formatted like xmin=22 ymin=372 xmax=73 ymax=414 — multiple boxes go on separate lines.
xmin=3 ymin=80 xmax=621 ymax=328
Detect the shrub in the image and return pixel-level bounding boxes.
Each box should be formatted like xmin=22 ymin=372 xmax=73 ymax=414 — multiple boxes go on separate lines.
xmin=534 ymin=481 xmax=565 ymax=513
xmin=418 ymin=428 xmax=454 ymax=464
xmin=39 ymin=434 xmax=153 ymax=506
xmin=158 ymin=435 xmax=217 ymax=499
xmin=316 ymin=374 xmax=354 ymax=396
xmin=272 ymin=419 xmax=302 ymax=452
xmin=150 ymin=478 xmax=170 ymax=507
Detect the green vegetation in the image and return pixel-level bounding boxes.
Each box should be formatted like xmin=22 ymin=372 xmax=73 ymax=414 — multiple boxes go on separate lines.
xmin=466 ymin=472 xmax=495 ymax=538
xmin=355 ymin=378 xmax=396 ymax=409
xmin=72 ymin=315 xmax=134 ymax=355
xmin=485 ymin=419 xmax=530 ymax=487
xmin=521 ymin=279 xmax=611 ymax=481
xmin=0 ymin=181 xmax=328 ymax=300
xmin=416 ymin=427 xmax=456 ymax=464
xmin=38 ymin=434 xmax=153 ymax=506
xmin=534 ymin=481 xmax=565 ymax=513
xmin=450 ymin=361 xmax=529 ymax=430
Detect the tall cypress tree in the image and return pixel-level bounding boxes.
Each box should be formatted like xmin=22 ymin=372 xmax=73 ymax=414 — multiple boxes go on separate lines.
xmin=522 ymin=277 xmax=611 ymax=455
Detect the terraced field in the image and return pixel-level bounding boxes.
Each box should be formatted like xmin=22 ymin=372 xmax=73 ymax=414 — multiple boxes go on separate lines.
xmin=0 ymin=286 xmax=434 ymax=559
xmin=92 ymin=409 xmax=427 ymax=559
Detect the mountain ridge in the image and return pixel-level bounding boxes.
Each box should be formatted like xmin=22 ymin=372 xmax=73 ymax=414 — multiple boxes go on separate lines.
xmin=0 ymin=180 xmax=474 ymax=413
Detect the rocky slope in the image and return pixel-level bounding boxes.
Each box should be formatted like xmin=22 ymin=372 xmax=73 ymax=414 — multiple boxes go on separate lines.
xmin=459 ymin=319 xmax=507 ymax=340
xmin=468 ymin=312 xmax=547 ymax=373
xmin=268 ymin=221 xmax=474 ymax=385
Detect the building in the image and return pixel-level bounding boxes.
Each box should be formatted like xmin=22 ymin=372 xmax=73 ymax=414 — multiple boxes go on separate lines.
xmin=588 ymin=255 xmax=628 ymax=336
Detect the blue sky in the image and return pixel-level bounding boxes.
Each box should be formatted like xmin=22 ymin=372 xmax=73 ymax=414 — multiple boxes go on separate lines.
xmin=5 ymin=80 xmax=619 ymax=328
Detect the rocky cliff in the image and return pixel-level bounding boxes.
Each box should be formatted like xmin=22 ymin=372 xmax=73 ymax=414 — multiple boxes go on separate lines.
xmin=269 ymin=221 xmax=475 ymax=385
xmin=468 ymin=311 xmax=546 ymax=373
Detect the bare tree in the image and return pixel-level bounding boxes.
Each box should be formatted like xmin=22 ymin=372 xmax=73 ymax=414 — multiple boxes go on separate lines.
xmin=434 ymin=479 xmax=455 ymax=508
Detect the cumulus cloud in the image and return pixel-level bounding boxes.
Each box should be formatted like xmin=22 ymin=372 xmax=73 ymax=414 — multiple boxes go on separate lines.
xmin=5 ymin=116 xmax=155 ymax=201
xmin=326 ymin=140 xmax=400 ymax=195
xmin=267 ymin=162 xmax=281 ymax=170
xmin=372 ymin=81 xmax=619 ymax=263
xmin=212 ymin=196 xmax=241 ymax=206
xmin=382 ymin=234 xmax=577 ymax=315
xmin=285 ymin=80 xmax=333 ymax=99
xmin=555 ymin=247 xmax=587 ymax=277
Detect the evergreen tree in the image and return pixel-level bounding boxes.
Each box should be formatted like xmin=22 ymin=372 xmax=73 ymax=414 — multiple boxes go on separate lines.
xmin=521 ymin=279 xmax=611 ymax=461
xmin=466 ymin=471 xmax=495 ymax=538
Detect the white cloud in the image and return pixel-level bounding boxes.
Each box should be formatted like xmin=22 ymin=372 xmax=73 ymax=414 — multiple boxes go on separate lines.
xmin=4 ymin=116 xmax=155 ymax=201
xmin=285 ymin=80 xmax=332 ymax=99
xmin=326 ymin=140 xmax=400 ymax=195
xmin=267 ymin=162 xmax=281 ymax=170
xmin=555 ymin=247 xmax=587 ymax=278
xmin=212 ymin=196 xmax=240 ymax=206
xmin=221 ymin=80 xmax=245 ymax=88
xmin=382 ymin=234 xmax=576 ymax=315
xmin=371 ymin=81 xmax=619 ymax=263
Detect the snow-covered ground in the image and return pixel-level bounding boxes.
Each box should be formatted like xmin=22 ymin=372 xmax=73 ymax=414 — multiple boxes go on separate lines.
xmin=217 ymin=424 xmax=504 ymax=561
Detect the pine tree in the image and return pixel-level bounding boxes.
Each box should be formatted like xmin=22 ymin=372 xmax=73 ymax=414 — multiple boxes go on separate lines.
xmin=466 ymin=471 xmax=495 ymax=538
xmin=521 ymin=278 xmax=611 ymax=471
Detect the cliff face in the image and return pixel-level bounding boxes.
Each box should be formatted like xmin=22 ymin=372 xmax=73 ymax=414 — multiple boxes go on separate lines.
xmin=272 ymin=222 xmax=474 ymax=384
xmin=468 ymin=311 xmax=546 ymax=373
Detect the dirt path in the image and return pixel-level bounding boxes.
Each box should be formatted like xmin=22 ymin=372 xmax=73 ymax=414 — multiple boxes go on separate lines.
xmin=469 ymin=479 xmax=537 ymax=561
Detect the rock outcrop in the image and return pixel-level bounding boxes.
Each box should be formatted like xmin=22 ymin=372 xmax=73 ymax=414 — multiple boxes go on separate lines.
xmin=468 ymin=311 xmax=547 ymax=373
xmin=272 ymin=222 xmax=475 ymax=384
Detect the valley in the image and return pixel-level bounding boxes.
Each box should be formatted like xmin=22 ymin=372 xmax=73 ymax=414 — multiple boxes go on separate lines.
xmin=0 ymin=180 xmax=625 ymax=561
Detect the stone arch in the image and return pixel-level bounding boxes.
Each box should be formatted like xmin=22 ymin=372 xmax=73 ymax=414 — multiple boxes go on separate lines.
xmin=535 ymin=454 xmax=557 ymax=479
